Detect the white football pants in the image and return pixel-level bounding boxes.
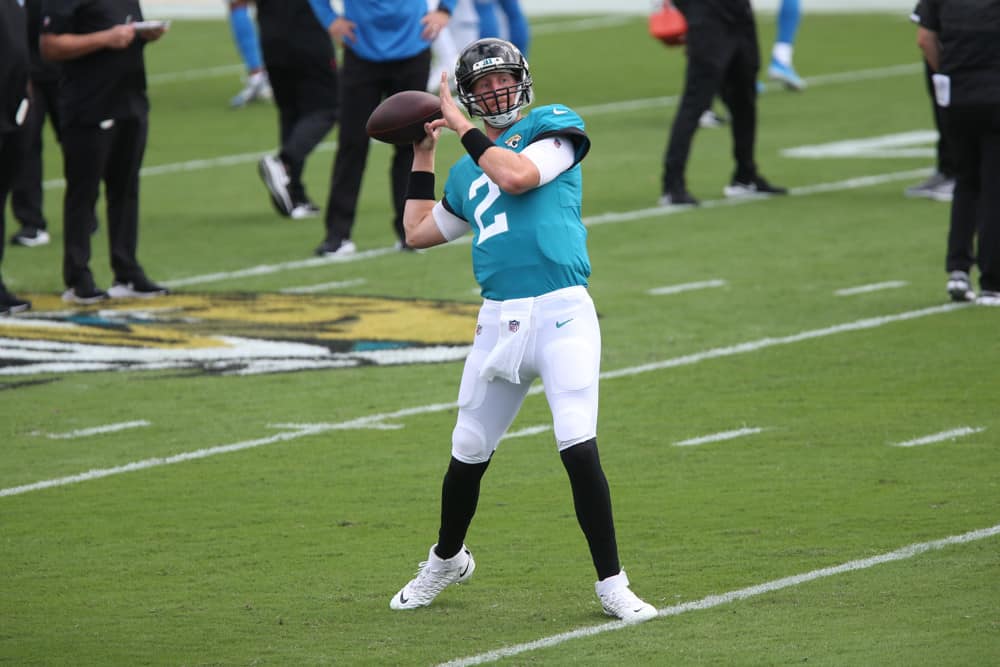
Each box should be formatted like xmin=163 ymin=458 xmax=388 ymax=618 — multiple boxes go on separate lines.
xmin=451 ymin=285 xmax=601 ymax=464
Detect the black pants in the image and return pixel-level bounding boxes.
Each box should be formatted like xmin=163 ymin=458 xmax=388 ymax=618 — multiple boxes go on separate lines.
xmin=263 ymin=45 xmax=338 ymax=204
xmin=12 ymin=77 xmax=61 ymax=232
xmin=323 ymin=47 xmax=431 ymax=244
xmin=0 ymin=129 xmax=27 ymax=275
xmin=60 ymin=116 xmax=147 ymax=289
xmin=946 ymin=104 xmax=1000 ymax=291
xmin=662 ymin=20 xmax=759 ymax=192
xmin=923 ymin=60 xmax=956 ymax=177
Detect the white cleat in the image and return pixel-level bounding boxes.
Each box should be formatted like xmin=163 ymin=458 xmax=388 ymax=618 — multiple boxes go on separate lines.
xmin=596 ymin=570 xmax=657 ymax=624
xmin=390 ymin=544 xmax=475 ymax=610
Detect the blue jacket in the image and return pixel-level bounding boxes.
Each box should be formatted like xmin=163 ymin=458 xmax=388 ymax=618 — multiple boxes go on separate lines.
xmin=308 ymin=0 xmax=456 ymax=63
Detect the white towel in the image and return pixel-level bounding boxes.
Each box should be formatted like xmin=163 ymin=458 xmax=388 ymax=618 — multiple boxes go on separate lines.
xmin=479 ymin=297 xmax=534 ymax=384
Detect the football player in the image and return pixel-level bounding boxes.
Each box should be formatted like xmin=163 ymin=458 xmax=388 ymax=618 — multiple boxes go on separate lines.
xmin=391 ymin=38 xmax=658 ymax=623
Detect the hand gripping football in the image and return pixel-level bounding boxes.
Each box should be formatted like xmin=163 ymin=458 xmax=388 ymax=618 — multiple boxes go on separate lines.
xmin=366 ymin=90 xmax=443 ymax=145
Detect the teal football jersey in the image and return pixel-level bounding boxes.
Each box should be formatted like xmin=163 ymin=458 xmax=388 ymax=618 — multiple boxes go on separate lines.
xmin=442 ymin=105 xmax=593 ymax=300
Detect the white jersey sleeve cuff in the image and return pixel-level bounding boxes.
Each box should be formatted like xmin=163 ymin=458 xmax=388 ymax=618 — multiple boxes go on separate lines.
xmin=521 ymin=136 xmax=577 ymax=186
xmin=432 ymin=201 xmax=470 ymax=242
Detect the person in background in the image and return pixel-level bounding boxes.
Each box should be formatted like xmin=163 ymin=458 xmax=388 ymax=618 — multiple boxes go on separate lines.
xmin=40 ymin=0 xmax=170 ymax=303
xmin=392 ymin=38 xmax=658 ymax=623
xmin=474 ymin=0 xmax=530 ymax=57
xmin=659 ymin=0 xmax=787 ymax=207
xmin=916 ymin=0 xmax=1000 ymax=306
xmin=0 ymin=0 xmax=33 ymax=314
xmin=904 ymin=2 xmax=956 ymax=202
xmin=767 ymin=0 xmax=804 ymax=91
xmin=228 ymin=0 xmax=272 ymax=108
xmin=308 ymin=0 xmax=454 ymax=257
xmin=9 ymin=0 xmax=60 ymax=249
xmin=254 ymin=0 xmax=339 ymax=220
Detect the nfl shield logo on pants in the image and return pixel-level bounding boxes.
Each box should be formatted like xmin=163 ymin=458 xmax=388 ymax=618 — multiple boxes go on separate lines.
xmin=508 ymin=320 xmax=520 ymax=333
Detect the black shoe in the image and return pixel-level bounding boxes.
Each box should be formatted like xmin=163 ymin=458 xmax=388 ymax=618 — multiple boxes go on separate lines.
xmin=0 ymin=290 xmax=31 ymax=315
xmin=724 ymin=174 xmax=788 ymax=198
xmin=658 ymin=188 xmax=700 ymax=207
xmin=107 ymin=275 xmax=169 ymax=298
xmin=62 ymin=280 xmax=108 ymax=305
xmin=10 ymin=226 xmax=51 ymax=247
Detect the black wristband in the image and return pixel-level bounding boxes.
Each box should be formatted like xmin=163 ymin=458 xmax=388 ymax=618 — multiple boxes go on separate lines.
xmin=436 ymin=2 xmax=452 ymax=15
xmin=461 ymin=128 xmax=494 ymax=165
xmin=406 ymin=171 xmax=436 ymax=200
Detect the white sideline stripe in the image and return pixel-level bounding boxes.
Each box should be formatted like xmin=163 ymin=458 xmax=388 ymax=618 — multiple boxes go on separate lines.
xmin=45 ymin=420 xmax=151 ymax=440
xmin=280 ymin=278 xmax=367 ymax=294
xmin=648 ymin=279 xmax=726 ymax=296
xmin=0 ymin=303 xmax=965 ymax=498
xmin=892 ymin=426 xmax=986 ymax=448
xmin=835 ymin=281 xmax=909 ymax=296
xmin=674 ymin=427 xmax=763 ymax=447
xmin=163 ymin=168 xmax=930 ymax=288
xmin=437 ymin=523 xmax=1000 ymax=667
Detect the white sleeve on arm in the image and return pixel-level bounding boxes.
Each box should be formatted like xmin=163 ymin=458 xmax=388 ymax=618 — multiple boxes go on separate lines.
xmin=432 ymin=201 xmax=470 ymax=241
xmin=521 ymin=136 xmax=577 ymax=186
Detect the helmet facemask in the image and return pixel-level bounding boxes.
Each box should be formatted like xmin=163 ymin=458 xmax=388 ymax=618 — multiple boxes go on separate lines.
xmin=456 ymin=39 xmax=533 ymax=129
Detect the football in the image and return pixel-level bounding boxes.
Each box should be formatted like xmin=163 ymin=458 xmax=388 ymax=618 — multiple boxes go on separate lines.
xmin=366 ymin=90 xmax=443 ymax=145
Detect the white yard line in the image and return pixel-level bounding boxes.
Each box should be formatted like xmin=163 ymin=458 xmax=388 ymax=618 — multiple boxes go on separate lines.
xmin=160 ymin=167 xmax=930 ymax=289
xmin=648 ymin=279 xmax=727 ymax=296
xmin=43 ymin=420 xmax=151 ymax=440
xmin=892 ymin=426 xmax=986 ymax=448
xmin=40 ymin=62 xmax=924 ymax=195
xmin=501 ymin=425 xmax=553 ymax=440
xmin=437 ymin=523 xmax=1000 ymax=667
xmin=0 ymin=303 xmax=965 ymax=498
xmin=835 ymin=281 xmax=909 ymax=296
xmin=674 ymin=427 xmax=764 ymax=447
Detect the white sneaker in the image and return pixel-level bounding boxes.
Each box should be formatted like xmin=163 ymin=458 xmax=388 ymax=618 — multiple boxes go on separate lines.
xmin=977 ymin=290 xmax=1000 ymax=306
xmin=258 ymin=155 xmax=293 ymax=217
xmin=315 ymin=238 xmax=357 ymax=257
xmin=596 ymin=570 xmax=657 ymax=624
xmin=230 ymin=71 xmax=272 ymax=108
xmin=390 ymin=544 xmax=475 ymax=610
xmin=946 ymin=270 xmax=976 ymax=302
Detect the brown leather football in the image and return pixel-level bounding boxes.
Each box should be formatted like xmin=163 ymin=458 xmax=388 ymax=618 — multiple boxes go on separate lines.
xmin=366 ymin=90 xmax=443 ymax=145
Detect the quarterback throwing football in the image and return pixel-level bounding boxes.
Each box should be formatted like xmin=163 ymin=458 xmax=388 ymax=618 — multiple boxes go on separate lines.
xmin=394 ymin=38 xmax=657 ymax=623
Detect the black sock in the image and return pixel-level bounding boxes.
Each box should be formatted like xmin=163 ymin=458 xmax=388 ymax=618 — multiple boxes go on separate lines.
xmin=435 ymin=456 xmax=490 ymax=559
xmin=560 ymin=439 xmax=621 ymax=580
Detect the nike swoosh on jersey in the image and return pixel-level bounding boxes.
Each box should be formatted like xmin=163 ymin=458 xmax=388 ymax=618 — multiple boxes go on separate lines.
xmin=552 ymin=107 xmax=568 ymax=115
xmin=556 ymin=318 xmax=574 ymax=328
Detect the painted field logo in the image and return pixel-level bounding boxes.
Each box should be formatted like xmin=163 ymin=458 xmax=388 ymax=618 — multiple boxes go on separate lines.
xmin=0 ymin=293 xmax=479 ymax=376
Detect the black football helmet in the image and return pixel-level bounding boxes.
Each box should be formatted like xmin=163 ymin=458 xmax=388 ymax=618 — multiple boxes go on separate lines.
xmin=455 ymin=38 xmax=533 ymax=129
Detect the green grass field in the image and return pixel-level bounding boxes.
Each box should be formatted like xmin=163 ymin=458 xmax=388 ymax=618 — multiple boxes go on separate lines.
xmin=2 ymin=13 xmax=998 ymax=666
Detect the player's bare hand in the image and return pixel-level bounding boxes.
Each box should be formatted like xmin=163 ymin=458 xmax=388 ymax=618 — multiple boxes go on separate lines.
xmin=106 ymin=24 xmax=137 ymax=49
xmin=329 ymin=17 xmax=356 ymax=46
xmin=421 ymin=9 xmax=450 ymax=41
xmin=140 ymin=25 xmax=168 ymax=42
xmin=437 ymin=73 xmax=474 ymax=135
xmin=414 ymin=121 xmax=442 ymax=153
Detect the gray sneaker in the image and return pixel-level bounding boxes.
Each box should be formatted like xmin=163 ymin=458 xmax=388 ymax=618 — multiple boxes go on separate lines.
xmin=905 ymin=172 xmax=954 ymax=202
xmin=946 ymin=270 xmax=976 ymax=302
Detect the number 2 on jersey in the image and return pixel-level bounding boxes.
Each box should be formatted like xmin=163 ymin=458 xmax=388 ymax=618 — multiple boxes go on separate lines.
xmin=469 ymin=173 xmax=509 ymax=245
